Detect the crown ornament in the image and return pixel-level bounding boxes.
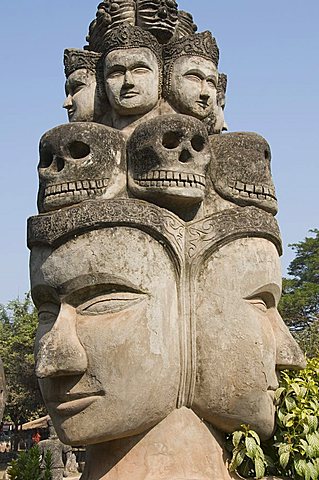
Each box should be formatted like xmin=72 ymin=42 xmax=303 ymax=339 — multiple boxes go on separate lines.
xmin=86 ymin=0 xmax=136 ymax=52
xmin=101 ymin=23 xmax=162 ymax=64
xmin=63 ymin=49 xmax=101 ymax=77
xmin=174 ymin=10 xmax=197 ymax=39
xmin=136 ymin=0 xmax=178 ymax=44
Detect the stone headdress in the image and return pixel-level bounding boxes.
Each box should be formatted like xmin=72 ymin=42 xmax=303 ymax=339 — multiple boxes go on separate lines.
xmin=63 ymin=48 xmax=101 ymax=78
xmin=217 ymin=73 xmax=227 ymax=98
xmin=163 ymin=31 xmax=219 ymax=98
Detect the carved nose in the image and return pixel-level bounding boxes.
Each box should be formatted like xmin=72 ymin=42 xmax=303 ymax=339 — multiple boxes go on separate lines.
xmin=35 ymin=304 xmax=88 ymax=378
xmin=123 ymin=70 xmax=135 ymax=88
xmin=273 ymin=312 xmax=306 ymax=370
xmin=179 ymin=149 xmax=192 ymax=163
xmin=63 ymin=95 xmax=73 ymax=109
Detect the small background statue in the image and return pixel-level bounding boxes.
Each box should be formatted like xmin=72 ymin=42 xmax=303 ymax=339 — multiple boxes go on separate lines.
xmin=38 ymin=419 xmax=73 ymax=480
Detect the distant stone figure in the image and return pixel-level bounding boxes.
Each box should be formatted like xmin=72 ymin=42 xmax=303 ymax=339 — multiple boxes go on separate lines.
xmin=38 ymin=419 xmax=72 ymax=480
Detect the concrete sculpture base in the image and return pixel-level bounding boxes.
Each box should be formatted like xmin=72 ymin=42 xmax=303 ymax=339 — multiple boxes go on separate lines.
xmin=82 ymin=408 xmax=240 ymax=480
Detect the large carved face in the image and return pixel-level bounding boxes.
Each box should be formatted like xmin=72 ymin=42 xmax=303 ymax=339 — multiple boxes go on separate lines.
xmin=104 ymin=47 xmax=160 ymax=116
xmin=37 ymin=123 xmax=126 ymax=213
xmin=63 ymin=69 xmax=97 ymax=122
xmin=31 ymin=227 xmax=180 ymax=446
xmin=192 ymin=238 xmax=305 ymax=439
xmin=128 ymin=114 xmax=211 ymax=212
xmin=168 ymin=56 xmax=218 ymax=120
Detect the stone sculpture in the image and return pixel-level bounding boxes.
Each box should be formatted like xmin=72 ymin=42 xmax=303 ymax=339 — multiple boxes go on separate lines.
xmin=38 ymin=419 xmax=72 ymax=480
xmin=28 ymin=1 xmax=305 ymax=479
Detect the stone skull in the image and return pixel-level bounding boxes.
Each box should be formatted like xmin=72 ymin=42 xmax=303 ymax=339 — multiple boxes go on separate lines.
xmin=209 ymin=132 xmax=278 ymax=215
xmin=127 ymin=114 xmax=212 ymax=213
xmin=37 ymin=122 xmax=126 ymax=213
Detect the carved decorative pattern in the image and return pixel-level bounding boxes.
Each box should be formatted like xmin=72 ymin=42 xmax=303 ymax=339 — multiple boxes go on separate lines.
xmin=28 ymin=199 xmax=185 ymax=260
xmin=64 ymin=49 xmax=101 ymax=77
xmin=187 ymin=206 xmax=282 ymax=260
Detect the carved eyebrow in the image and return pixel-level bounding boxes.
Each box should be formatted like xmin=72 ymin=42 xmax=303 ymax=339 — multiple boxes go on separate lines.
xmin=58 ymin=273 xmax=145 ymax=298
xmin=244 ymin=283 xmax=282 ymax=306
xmin=183 ymin=69 xmax=205 ymax=79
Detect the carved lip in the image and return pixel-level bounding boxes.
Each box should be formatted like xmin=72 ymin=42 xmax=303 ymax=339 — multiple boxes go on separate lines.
xmin=196 ymin=100 xmax=209 ymax=109
xmin=121 ymin=91 xmax=139 ymax=99
xmin=49 ymin=392 xmax=104 ymax=416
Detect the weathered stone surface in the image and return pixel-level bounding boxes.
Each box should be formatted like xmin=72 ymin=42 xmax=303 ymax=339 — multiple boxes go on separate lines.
xmin=210 ymin=132 xmax=278 ymax=214
xmin=27 ymin=1 xmax=306 ymax=478
xmin=38 ymin=420 xmax=72 ymax=480
xmin=37 ymin=122 xmax=126 ymax=212
xmin=127 ymin=114 xmax=211 ymax=216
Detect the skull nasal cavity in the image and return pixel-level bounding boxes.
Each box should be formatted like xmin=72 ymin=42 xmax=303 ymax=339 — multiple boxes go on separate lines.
xmin=162 ymin=131 xmax=181 ymax=149
xmin=68 ymin=141 xmax=91 ymax=159
xmin=179 ymin=149 xmax=192 ymax=163
xmin=191 ymin=135 xmax=206 ymax=152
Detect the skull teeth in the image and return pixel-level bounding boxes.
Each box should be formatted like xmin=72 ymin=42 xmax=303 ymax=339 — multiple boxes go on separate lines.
xmin=134 ymin=171 xmax=206 ymax=189
xmin=228 ymin=181 xmax=277 ymax=200
xmin=44 ymin=178 xmax=109 ymax=197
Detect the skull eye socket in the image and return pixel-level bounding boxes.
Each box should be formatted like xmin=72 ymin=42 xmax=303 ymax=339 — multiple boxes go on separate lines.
xmin=162 ymin=131 xmax=181 ymax=149
xmin=191 ymin=135 xmax=206 ymax=152
xmin=39 ymin=146 xmax=53 ymax=169
xmin=68 ymin=141 xmax=91 ymax=159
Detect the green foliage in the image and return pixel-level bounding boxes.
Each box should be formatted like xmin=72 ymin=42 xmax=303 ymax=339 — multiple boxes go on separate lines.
xmin=7 ymin=445 xmax=52 ymax=480
xmin=279 ymin=229 xmax=319 ymax=356
xmin=229 ymin=356 xmax=319 ymax=479
xmin=228 ymin=425 xmax=267 ymax=478
xmin=0 ymin=294 xmax=45 ymax=426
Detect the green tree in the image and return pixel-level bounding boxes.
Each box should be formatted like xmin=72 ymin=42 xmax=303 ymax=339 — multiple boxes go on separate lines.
xmin=279 ymin=229 xmax=319 ymax=356
xmin=0 ymin=294 xmax=45 ymax=431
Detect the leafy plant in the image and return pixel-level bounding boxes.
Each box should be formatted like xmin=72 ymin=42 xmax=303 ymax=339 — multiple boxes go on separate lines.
xmin=7 ymin=445 xmax=52 ymax=480
xmin=228 ymin=356 xmax=319 ymax=479
xmin=228 ymin=424 xmax=267 ymax=478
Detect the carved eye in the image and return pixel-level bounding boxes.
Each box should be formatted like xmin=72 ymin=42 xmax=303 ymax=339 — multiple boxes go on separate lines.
xmin=39 ymin=146 xmax=53 ymax=169
xmin=68 ymin=141 xmax=91 ymax=159
xmin=166 ymin=0 xmax=176 ymax=7
xmin=162 ymin=131 xmax=181 ymax=149
xmin=191 ymin=135 xmax=206 ymax=152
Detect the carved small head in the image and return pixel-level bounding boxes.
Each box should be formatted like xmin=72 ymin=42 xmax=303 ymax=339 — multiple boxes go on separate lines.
xmin=163 ymin=32 xmax=219 ymax=121
xmin=37 ymin=123 xmax=126 ymax=213
xmin=99 ymin=25 xmax=163 ymax=117
xmin=210 ymin=132 xmax=278 ymax=215
xmin=127 ymin=114 xmax=211 ymax=212
xmin=136 ymin=0 xmax=178 ymax=44
xmin=63 ymin=49 xmax=104 ymax=123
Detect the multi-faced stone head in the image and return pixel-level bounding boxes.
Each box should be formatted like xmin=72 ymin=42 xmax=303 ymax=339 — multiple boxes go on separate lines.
xmin=210 ymin=132 xmax=278 ymax=215
xmin=127 ymin=114 xmax=212 ymax=212
xmin=101 ymin=24 xmax=162 ymax=117
xmin=163 ymin=31 xmax=219 ymax=121
xmin=30 ymin=202 xmax=181 ymax=446
xmin=136 ymin=0 xmax=178 ymax=44
xmin=37 ymin=122 xmax=126 ymax=213
xmin=192 ymin=236 xmax=305 ymax=439
xmin=63 ymin=49 xmax=102 ymax=122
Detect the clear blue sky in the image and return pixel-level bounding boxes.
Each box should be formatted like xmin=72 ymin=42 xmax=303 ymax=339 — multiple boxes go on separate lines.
xmin=0 ymin=1 xmax=318 ymax=304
